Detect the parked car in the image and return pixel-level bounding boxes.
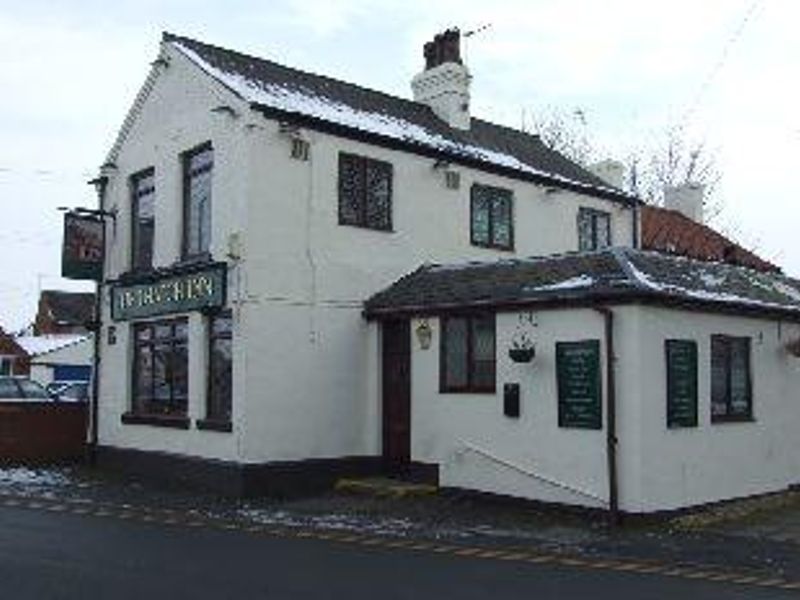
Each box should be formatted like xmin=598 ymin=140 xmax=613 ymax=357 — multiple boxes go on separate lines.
xmin=46 ymin=380 xmax=90 ymax=403
xmin=0 ymin=376 xmax=51 ymax=402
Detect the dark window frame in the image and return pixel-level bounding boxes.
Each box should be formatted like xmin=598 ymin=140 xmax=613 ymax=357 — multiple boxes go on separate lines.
xmin=130 ymin=317 xmax=189 ymax=419
xmin=577 ymin=207 xmax=612 ymax=251
xmin=439 ymin=313 xmax=496 ymax=394
xmin=470 ymin=184 xmax=514 ymax=251
xmin=337 ymin=152 xmax=393 ymax=231
xmin=130 ymin=167 xmax=156 ymax=271
xmin=182 ymin=142 xmax=214 ymax=260
xmin=201 ymin=309 xmax=233 ymax=430
xmin=710 ymin=334 xmax=753 ymax=423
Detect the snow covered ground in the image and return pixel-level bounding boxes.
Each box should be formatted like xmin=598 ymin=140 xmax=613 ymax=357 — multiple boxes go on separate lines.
xmin=0 ymin=467 xmax=71 ymax=494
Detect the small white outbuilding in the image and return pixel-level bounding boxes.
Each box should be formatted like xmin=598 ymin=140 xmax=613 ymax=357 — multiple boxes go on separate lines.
xmin=16 ymin=334 xmax=93 ymax=387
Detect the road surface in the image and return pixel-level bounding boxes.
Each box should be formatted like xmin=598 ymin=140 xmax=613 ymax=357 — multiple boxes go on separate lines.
xmin=0 ymin=504 xmax=795 ymax=599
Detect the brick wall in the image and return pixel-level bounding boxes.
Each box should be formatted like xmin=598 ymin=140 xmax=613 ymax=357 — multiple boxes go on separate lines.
xmin=0 ymin=402 xmax=87 ymax=464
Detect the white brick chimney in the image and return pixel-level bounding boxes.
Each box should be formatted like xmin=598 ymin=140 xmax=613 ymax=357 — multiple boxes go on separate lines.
xmin=588 ymin=159 xmax=625 ymax=189
xmin=411 ymin=29 xmax=472 ymax=131
xmin=664 ymin=183 xmax=705 ymax=222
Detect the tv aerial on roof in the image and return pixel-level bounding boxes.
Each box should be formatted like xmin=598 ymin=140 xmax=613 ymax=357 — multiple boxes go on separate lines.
xmin=462 ymin=23 xmax=492 ymax=63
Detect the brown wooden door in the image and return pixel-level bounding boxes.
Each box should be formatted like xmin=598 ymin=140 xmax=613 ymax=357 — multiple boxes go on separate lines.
xmin=382 ymin=320 xmax=411 ymax=473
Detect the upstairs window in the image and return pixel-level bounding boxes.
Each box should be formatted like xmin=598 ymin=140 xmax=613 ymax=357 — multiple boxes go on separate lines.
xmin=338 ymin=152 xmax=393 ymax=231
xmin=471 ymin=184 xmax=513 ymax=250
xmin=578 ymin=207 xmax=611 ymax=251
xmin=711 ymin=335 xmax=752 ymax=422
xmin=182 ymin=143 xmax=213 ymax=259
xmin=130 ymin=168 xmax=155 ymax=270
xmin=440 ymin=314 xmax=496 ymax=393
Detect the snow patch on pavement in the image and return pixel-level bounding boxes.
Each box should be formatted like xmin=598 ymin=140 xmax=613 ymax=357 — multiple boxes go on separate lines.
xmin=0 ymin=467 xmax=70 ymax=488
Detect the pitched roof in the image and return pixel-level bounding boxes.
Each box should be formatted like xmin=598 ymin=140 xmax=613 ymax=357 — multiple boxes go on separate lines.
xmin=0 ymin=326 xmax=27 ymax=357
xmin=641 ymin=205 xmax=779 ymax=273
xmin=15 ymin=334 xmax=91 ymax=357
xmin=364 ymin=247 xmax=800 ymax=320
xmin=163 ymin=33 xmax=635 ymax=205
xmin=40 ymin=291 xmax=95 ymax=326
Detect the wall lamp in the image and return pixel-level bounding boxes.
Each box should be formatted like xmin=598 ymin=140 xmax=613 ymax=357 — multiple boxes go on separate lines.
xmin=415 ymin=319 xmax=433 ymax=350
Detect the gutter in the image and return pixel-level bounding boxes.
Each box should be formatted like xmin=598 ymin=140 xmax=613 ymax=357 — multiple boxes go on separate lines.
xmin=594 ymin=306 xmax=620 ymax=526
xmin=249 ymin=102 xmax=640 ymax=208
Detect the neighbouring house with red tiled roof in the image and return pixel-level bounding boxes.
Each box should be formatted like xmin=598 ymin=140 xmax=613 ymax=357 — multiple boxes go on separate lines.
xmin=33 ymin=290 xmax=95 ymax=335
xmin=641 ymin=204 xmax=779 ymax=273
xmin=0 ymin=326 xmax=29 ymax=376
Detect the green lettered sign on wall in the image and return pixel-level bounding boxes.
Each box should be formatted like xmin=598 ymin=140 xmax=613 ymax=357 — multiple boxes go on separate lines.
xmin=556 ymin=340 xmax=602 ymax=429
xmin=111 ymin=264 xmax=226 ymax=321
xmin=665 ymin=339 xmax=698 ymax=428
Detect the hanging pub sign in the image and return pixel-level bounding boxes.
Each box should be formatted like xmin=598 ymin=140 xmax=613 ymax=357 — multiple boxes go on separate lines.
xmin=556 ymin=340 xmax=602 ymax=429
xmin=111 ymin=264 xmax=226 ymax=321
xmin=62 ymin=211 xmax=104 ymax=281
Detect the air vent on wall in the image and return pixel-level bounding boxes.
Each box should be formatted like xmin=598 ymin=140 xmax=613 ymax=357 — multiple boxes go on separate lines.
xmin=291 ymin=138 xmax=310 ymax=161
xmin=445 ymin=170 xmax=460 ymax=190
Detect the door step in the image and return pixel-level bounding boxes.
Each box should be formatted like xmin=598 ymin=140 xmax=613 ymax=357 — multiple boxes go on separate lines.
xmin=335 ymin=477 xmax=438 ymax=499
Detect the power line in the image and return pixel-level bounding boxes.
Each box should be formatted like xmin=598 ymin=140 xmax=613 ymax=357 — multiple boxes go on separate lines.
xmin=679 ymin=0 xmax=763 ymax=131
xmin=0 ymin=166 xmax=96 ymax=180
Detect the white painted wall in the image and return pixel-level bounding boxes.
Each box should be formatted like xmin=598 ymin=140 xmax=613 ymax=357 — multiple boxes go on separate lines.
xmin=404 ymin=305 xmax=800 ymax=513
xmin=626 ymin=306 xmax=800 ymax=512
xmin=408 ymin=310 xmax=610 ymax=509
xmin=97 ymin=38 xmax=635 ymax=468
xmin=97 ymin=43 xmax=249 ymax=462
xmin=236 ymin=122 xmax=632 ymax=463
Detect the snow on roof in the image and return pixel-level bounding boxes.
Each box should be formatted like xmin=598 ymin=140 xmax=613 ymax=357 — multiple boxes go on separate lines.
xmin=168 ymin=38 xmax=632 ymax=201
xmin=524 ymin=275 xmax=595 ymax=293
xmin=15 ymin=334 xmax=91 ymax=357
xmin=365 ymin=247 xmax=800 ymax=318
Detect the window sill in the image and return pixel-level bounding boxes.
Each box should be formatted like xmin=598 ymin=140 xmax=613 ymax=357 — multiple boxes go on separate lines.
xmin=470 ymin=242 xmax=514 ymax=253
xmin=711 ymin=415 xmax=755 ymax=424
xmin=439 ymin=388 xmax=497 ymax=395
xmin=337 ymin=222 xmax=394 ymax=234
xmin=195 ymin=419 xmax=232 ymax=433
xmin=121 ymin=412 xmax=190 ymax=429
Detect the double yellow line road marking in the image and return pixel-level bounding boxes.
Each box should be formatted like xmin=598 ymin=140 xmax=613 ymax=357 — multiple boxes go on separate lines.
xmin=2 ymin=493 xmax=798 ymax=592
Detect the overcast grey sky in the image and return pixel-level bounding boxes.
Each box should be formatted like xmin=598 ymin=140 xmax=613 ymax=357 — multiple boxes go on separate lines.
xmin=0 ymin=0 xmax=797 ymax=331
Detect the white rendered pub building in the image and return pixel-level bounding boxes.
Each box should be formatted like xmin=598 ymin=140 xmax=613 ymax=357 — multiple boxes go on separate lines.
xmin=91 ymin=30 xmax=800 ymax=514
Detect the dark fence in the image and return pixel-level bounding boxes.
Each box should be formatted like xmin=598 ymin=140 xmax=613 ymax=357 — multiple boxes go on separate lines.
xmin=0 ymin=402 xmax=87 ymax=464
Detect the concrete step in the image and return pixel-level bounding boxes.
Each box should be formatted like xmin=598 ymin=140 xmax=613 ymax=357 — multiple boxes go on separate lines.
xmin=334 ymin=477 xmax=438 ymax=498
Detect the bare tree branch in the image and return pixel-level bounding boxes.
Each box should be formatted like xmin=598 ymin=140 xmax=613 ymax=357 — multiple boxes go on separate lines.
xmin=530 ymin=107 xmax=722 ymax=220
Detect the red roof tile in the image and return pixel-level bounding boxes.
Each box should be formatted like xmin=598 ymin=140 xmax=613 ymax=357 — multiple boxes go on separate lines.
xmin=641 ymin=205 xmax=779 ymax=273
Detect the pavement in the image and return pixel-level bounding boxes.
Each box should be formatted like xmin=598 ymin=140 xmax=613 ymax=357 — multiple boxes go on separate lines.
xmin=0 ymin=465 xmax=799 ymax=596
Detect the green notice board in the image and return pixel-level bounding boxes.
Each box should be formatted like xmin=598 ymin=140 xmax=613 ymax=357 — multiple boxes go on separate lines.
xmin=556 ymin=340 xmax=602 ymax=429
xmin=665 ymin=339 xmax=698 ymax=428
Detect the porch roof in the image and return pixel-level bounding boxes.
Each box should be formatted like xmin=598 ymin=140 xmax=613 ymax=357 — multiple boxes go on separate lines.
xmin=364 ymin=247 xmax=800 ymax=320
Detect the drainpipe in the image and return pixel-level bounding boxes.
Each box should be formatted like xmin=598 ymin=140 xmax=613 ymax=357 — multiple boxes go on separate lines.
xmin=594 ymin=306 xmax=620 ymax=526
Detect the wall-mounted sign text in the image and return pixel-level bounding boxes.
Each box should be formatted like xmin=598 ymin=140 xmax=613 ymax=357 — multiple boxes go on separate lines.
xmin=111 ymin=265 xmax=226 ymax=321
xmin=62 ymin=212 xmax=104 ymax=281
xmin=556 ymin=340 xmax=602 ymax=429
xmin=665 ymin=339 xmax=698 ymax=428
